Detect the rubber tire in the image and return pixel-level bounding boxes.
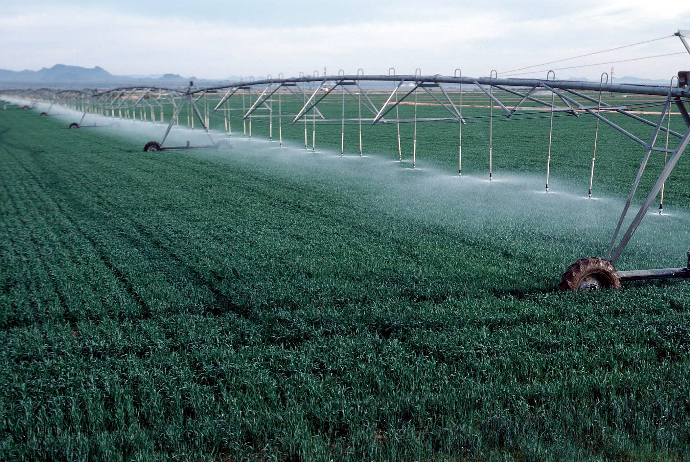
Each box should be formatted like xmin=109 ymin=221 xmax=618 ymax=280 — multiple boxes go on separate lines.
xmin=69 ymin=123 xmax=80 ymax=129
xmin=40 ymin=112 xmax=48 ymax=117
xmin=559 ymin=257 xmax=621 ymax=291
xmin=215 ymin=139 xmax=233 ymax=150
xmin=143 ymin=141 xmax=162 ymax=152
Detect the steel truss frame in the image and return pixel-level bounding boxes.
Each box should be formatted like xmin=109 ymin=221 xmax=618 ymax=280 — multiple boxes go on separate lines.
xmin=4 ymin=63 xmax=690 ymax=287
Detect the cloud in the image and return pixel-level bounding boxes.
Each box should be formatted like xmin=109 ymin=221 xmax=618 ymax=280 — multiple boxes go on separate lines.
xmin=0 ymin=3 xmax=687 ymax=80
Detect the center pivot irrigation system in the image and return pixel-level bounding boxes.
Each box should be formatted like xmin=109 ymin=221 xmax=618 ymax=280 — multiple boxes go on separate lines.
xmin=3 ymin=30 xmax=690 ymax=291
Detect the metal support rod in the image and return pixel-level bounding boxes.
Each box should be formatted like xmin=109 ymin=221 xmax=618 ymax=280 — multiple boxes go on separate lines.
xmin=172 ymin=98 xmax=179 ymax=128
xmin=292 ymin=80 xmax=338 ymax=124
xmin=268 ymin=78 xmax=273 ymax=141
xmin=396 ymin=83 xmax=402 ymax=161
xmin=248 ymin=88 xmax=253 ymax=139
xmin=242 ymin=91 xmax=246 ymax=137
xmin=676 ymin=30 xmax=690 ymax=56
xmin=539 ymin=84 xmax=579 ymax=117
xmin=660 ymin=77 xmax=678 ymax=213
xmin=676 ymin=97 xmax=690 ymax=127
xmin=589 ymin=73 xmax=608 ymax=198
xmin=204 ymin=93 xmax=209 ymax=128
xmin=105 ymin=90 xmax=126 ymax=110
xmin=312 ymin=72 xmax=317 ymax=152
xmin=341 ymin=74 xmax=346 ymax=155
xmin=355 ymin=80 xmax=380 ymax=116
xmin=189 ymin=96 xmax=215 ymax=144
xmin=372 ymin=82 xmax=417 ymax=124
xmin=606 ymin=98 xmax=672 ymax=260
xmin=618 ymin=266 xmax=690 ymax=281
xmin=224 ymin=99 xmax=228 ymax=134
xmin=506 ymin=86 xmax=539 ymax=117
xmin=357 ymin=69 xmax=364 ymax=156
xmin=390 ymin=68 xmax=402 ymax=162
xmin=413 ymin=69 xmax=420 ymax=168
xmin=546 ymin=70 xmax=556 ymax=192
xmin=565 ymin=88 xmax=684 ymax=139
xmin=161 ymin=94 xmax=189 ymax=146
xmin=489 ymin=70 xmax=497 ymax=180
xmin=281 ymin=84 xmax=326 ymax=120
xmin=610 ymin=125 xmax=690 ymax=264
xmin=300 ymin=81 xmax=308 ymax=149
xmin=475 ymin=81 xmax=511 ymax=116
xmin=546 ymin=84 xmax=649 ymax=148
xmin=419 ymin=85 xmax=462 ymax=120
xmin=213 ymin=87 xmax=239 ymax=111
xmin=413 ymin=83 xmax=417 ymax=168
xmin=455 ymin=69 xmax=462 ymax=175
xmin=358 ymin=80 xmax=363 ymax=156
xmin=438 ymin=82 xmax=464 ymax=121
xmin=244 ymin=84 xmax=271 ymax=119
xmin=660 ymin=108 xmax=671 ymax=214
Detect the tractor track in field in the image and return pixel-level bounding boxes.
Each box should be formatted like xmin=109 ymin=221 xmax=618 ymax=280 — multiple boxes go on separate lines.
xmin=128 ymin=150 xmax=566 ymax=297
xmin=2 ymin=183 xmax=74 ymax=329
xmin=25 ymin=150 xmax=256 ymax=321
xmin=54 ymin=147 xmax=455 ymax=306
xmin=5 ymin=150 xmax=153 ymax=320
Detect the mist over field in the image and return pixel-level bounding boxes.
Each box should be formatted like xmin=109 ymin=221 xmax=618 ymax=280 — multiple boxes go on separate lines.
xmin=25 ymin=98 xmax=690 ymax=272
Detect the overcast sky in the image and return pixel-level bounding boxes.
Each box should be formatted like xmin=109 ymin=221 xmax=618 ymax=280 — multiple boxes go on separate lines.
xmin=1 ymin=0 xmax=689 ymax=80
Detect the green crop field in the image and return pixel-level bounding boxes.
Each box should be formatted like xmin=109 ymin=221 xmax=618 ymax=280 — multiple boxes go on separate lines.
xmin=1 ymin=96 xmax=690 ymax=461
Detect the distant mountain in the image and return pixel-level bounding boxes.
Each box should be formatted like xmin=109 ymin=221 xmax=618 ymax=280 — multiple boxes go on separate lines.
xmin=0 ymin=65 xmax=224 ymax=88
xmin=36 ymin=64 xmax=114 ymax=82
xmin=0 ymin=64 xmax=115 ymax=84
xmin=158 ymin=73 xmax=187 ymax=82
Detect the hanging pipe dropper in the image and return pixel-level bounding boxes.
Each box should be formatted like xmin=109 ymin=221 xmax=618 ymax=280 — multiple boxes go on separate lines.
xmin=489 ymin=70 xmax=497 ymax=181
xmin=455 ymin=68 xmax=463 ymax=176
xmin=589 ymin=72 xmax=608 ymax=198
xmin=545 ymin=70 xmax=556 ymax=193
xmin=659 ymin=75 xmax=677 ymax=214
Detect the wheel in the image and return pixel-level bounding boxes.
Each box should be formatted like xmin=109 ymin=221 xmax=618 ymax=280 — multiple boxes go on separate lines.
xmin=215 ymin=139 xmax=233 ymax=150
xmin=559 ymin=257 xmax=621 ymax=291
xmin=69 ymin=123 xmax=80 ymax=129
xmin=40 ymin=112 xmax=48 ymax=117
xmin=143 ymin=141 xmax=162 ymax=152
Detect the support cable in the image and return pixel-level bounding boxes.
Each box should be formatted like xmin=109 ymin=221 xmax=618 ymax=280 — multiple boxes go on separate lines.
xmin=500 ymin=35 xmax=675 ymax=75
